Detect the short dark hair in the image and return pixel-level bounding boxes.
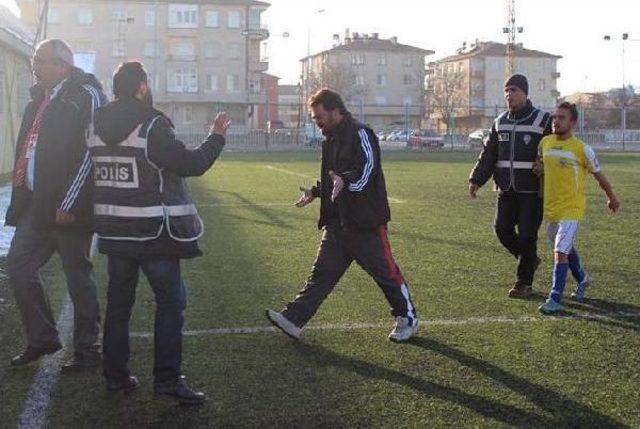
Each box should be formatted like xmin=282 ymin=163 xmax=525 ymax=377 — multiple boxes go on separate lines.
xmin=113 ymin=62 xmax=147 ymax=99
xmin=308 ymin=88 xmax=347 ymax=114
xmin=557 ymin=102 xmax=579 ymax=121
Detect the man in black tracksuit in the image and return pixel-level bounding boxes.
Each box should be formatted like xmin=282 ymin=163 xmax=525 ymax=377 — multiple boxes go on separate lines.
xmin=6 ymin=39 xmax=106 ymax=370
xmin=91 ymin=62 xmax=229 ymax=404
xmin=469 ymin=74 xmax=552 ymax=298
xmin=266 ymin=89 xmax=418 ymax=342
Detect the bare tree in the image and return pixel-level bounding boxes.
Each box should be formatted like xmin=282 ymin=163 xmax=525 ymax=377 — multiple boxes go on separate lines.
xmin=307 ymin=63 xmax=368 ymax=104
xmin=428 ymin=66 xmax=466 ymax=133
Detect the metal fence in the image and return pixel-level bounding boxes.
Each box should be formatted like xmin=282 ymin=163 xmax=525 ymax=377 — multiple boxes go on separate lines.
xmin=174 ymin=104 xmax=640 ymax=152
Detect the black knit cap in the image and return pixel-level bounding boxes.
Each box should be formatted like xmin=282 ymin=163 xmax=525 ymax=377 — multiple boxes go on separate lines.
xmin=504 ymin=74 xmax=528 ymax=95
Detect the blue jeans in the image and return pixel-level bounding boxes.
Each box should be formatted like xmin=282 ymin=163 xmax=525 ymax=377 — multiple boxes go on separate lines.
xmin=102 ymin=255 xmax=186 ymax=383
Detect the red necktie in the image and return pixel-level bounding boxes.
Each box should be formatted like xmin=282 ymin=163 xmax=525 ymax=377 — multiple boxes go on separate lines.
xmin=13 ymin=90 xmax=52 ymax=187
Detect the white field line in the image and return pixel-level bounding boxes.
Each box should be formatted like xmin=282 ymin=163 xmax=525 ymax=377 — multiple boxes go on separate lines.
xmin=264 ymin=165 xmax=405 ymax=204
xmin=129 ymin=311 xmax=640 ymax=339
xmin=19 ymin=295 xmax=73 ymax=429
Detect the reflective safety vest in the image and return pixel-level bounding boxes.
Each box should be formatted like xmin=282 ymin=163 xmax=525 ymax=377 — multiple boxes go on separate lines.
xmin=88 ymin=116 xmax=203 ymax=242
xmin=493 ymin=108 xmax=550 ymax=193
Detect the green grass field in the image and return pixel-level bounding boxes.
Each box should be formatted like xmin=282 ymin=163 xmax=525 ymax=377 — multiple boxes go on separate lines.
xmin=1 ymin=151 xmax=639 ymax=428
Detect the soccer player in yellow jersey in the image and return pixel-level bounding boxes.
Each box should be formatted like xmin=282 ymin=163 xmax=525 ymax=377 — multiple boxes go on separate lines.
xmin=537 ymin=102 xmax=620 ymax=314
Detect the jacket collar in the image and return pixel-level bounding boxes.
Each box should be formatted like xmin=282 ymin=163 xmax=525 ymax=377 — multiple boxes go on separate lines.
xmin=507 ymin=99 xmax=535 ymax=121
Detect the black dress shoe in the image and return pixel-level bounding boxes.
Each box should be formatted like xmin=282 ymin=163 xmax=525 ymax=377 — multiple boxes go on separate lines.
xmin=11 ymin=343 xmax=63 ymax=367
xmin=154 ymin=375 xmax=207 ymax=405
xmin=106 ymin=375 xmax=140 ymax=393
xmin=61 ymin=352 xmax=100 ymax=373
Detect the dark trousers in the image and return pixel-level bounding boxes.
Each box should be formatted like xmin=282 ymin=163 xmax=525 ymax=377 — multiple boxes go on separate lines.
xmin=282 ymin=225 xmax=417 ymax=328
xmin=102 ymin=255 xmax=186 ymax=383
xmin=494 ymin=192 xmax=543 ymax=285
xmin=7 ymin=206 xmax=99 ymax=353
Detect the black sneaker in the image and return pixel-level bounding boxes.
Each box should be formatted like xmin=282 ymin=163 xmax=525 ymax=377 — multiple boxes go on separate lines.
xmin=106 ymin=375 xmax=140 ymax=393
xmin=154 ymin=375 xmax=206 ymax=405
xmin=10 ymin=342 xmax=62 ymax=367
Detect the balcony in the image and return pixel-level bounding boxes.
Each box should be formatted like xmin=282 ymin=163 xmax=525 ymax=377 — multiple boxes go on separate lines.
xmin=551 ymin=89 xmax=560 ymax=98
xmin=242 ymin=25 xmax=269 ymax=41
xmin=250 ymin=60 xmax=269 ymax=72
xmin=551 ymin=72 xmax=561 ymax=79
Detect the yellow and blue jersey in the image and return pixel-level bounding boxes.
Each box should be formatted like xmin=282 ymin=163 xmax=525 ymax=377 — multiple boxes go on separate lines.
xmin=540 ymin=134 xmax=601 ymax=221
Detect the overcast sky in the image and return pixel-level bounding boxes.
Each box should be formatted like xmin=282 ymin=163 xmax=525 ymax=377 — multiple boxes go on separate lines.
xmin=3 ymin=0 xmax=639 ymax=96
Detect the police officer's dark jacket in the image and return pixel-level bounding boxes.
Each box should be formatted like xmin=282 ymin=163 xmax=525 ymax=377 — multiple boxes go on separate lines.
xmin=469 ymin=100 xmax=551 ymax=193
xmin=91 ymin=98 xmax=225 ymax=258
xmin=312 ymin=112 xmax=391 ymax=230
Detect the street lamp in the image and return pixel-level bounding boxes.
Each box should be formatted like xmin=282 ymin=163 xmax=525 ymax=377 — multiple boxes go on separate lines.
xmin=603 ymin=32 xmax=638 ymax=151
xmin=303 ymin=8 xmax=326 ymax=127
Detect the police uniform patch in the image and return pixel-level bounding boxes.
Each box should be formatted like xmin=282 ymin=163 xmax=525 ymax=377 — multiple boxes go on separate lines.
xmin=523 ymin=134 xmax=531 ymax=145
xmin=93 ymin=156 xmax=139 ymax=189
xmin=498 ymin=132 xmax=510 ymax=142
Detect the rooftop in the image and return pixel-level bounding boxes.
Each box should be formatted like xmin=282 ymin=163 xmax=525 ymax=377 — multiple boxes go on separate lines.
xmin=302 ymin=33 xmax=434 ymax=61
xmin=0 ymin=4 xmax=34 ymax=57
xmin=436 ymin=41 xmax=561 ymax=63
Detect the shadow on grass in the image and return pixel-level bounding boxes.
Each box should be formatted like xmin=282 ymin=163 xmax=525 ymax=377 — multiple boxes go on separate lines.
xmin=527 ymin=291 xmax=640 ymax=331
xmin=294 ymin=342 xmax=574 ymax=428
xmin=407 ymin=337 xmax=627 ymax=428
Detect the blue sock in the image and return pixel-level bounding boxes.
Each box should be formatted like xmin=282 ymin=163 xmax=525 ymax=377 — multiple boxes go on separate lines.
xmin=568 ymin=249 xmax=586 ymax=284
xmin=549 ymin=263 xmax=569 ymax=303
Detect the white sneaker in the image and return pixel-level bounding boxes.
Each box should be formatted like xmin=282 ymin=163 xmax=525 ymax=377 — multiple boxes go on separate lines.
xmin=571 ymin=274 xmax=591 ymax=300
xmin=265 ymin=310 xmax=301 ymax=340
xmin=538 ymin=298 xmax=561 ymax=315
xmin=388 ymin=316 xmax=418 ymax=342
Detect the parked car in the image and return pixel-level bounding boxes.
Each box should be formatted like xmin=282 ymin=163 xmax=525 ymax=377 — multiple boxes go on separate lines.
xmin=389 ymin=130 xmax=410 ymax=142
xmin=468 ymin=129 xmax=491 ymax=148
xmin=407 ymin=130 xmax=445 ymax=148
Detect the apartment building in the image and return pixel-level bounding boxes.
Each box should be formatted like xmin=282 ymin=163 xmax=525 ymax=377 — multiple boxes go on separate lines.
xmin=17 ymin=0 xmax=270 ymax=132
xmin=428 ymin=41 xmax=561 ymax=131
xmin=301 ymin=32 xmax=434 ymax=129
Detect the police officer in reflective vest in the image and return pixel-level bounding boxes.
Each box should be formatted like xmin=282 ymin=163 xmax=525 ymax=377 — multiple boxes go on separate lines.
xmin=468 ymin=74 xmax=552 ymax=298
xmin=90 ymin=62 xmax=230 ymax=404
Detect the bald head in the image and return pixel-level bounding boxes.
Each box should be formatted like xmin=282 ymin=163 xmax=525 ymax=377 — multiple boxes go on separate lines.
xmin=32 ymin=39 xmax=74 ymax=88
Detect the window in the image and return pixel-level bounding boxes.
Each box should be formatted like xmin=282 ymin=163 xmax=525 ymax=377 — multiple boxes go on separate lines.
xmin=112 ymin=7 xmax=127 ymax=22
xmin=404 ymin=56 xmax=413 ymax=67
xmin=205 ymin=10 xmax=219 ymax=27
xmin=144 ymin=42 xmax=158 ymax=57
xmin=112 ymin=41 xmax=126 ymax=57
xmin=351 ymin=53 xmax=365 ymax=65
xmin=228 ymin=10 xmax=242 ymax=28
xmin=377 ymin=55 xmax=387 ymax=66
xmin=228 ymin=43 xmax=241 ymax=60
xmin=206 ymin=74 xmax=218 ymax=91
xmin=353 ymin=75 xmax=365 ymax=86
xmin=168 ymin=4 xmax=198 ymax=28
xmin=77 ymin=8 xmax=93 ymax=25
xmin=145 ymin=9 xmax=156 ymax=26
xmin=403 ymin=74 xmax=415 ymax=85
xmin=249 ymin=8 xmax=261 ymax=29
xmin=170 ymin=42 xmax=195 ymax=58
xmin=227 ymin=74 xmax=240 ymax=92
xmin=147 ymin=72 xmax=160 ymax=92
xmin=204 ymin=42 xmax=219 ymax=59
xmin=538 ymin=79 xmax=546 ymax=91
xmin=183 ymin=105 xmax=193 ymax=124
xmin=376 ymin=74 xmax=386 ymax=86
xmin=376 ymin=96 xmax=387 ymax=106
xmin=48 ymin=8 xmax=61 ymax=24
xmin=167 ymin=67 xmax=198 ymax=93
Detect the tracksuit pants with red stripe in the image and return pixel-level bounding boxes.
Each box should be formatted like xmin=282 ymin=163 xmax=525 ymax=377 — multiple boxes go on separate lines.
xmin=282 ymin=224 xmax=417 ymax=328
